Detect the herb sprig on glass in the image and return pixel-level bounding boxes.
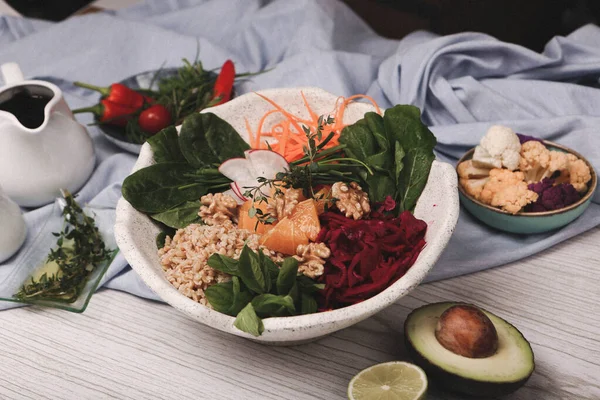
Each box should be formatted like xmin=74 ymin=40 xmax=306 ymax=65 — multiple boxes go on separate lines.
xmin=15 ymin=190 xmax=114 ymax=303
xmin=242 ymin=115 xmax=373 ymax=227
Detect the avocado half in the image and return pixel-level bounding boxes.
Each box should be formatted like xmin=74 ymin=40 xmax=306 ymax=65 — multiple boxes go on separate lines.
xmin=404 ymin=302 xmax=535 ymax=397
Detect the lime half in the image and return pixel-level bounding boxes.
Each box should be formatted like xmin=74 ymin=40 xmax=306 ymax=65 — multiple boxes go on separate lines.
xmin=348 ymin=361 xmax=428 ymax=400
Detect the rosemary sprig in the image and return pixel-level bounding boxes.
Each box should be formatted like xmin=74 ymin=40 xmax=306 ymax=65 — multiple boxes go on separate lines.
xmin=15 ymin=190 xmax=114 ymax=303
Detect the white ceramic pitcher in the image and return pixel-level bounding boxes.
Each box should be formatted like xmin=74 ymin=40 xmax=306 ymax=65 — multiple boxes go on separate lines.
xmin=0 ymin=63 xmax=95 ymax=207
xmin=0 ymin=184 xmax=26 ymax=263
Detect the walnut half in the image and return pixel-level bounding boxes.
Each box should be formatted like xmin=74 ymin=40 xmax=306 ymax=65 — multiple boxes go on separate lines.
xmin=293 ymin=242 xmax=331 ymax=279
xmin=266 ymin=188 xmax=303 ymax=220
xmin=199 ymin=193 xmax=238 ymax=226
xmin=331 ymin=181 xmax=370 ymax=220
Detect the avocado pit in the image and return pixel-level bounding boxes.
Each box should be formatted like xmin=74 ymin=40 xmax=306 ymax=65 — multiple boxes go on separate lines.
xmin=435 ymin=304 xmax=499 ymax=358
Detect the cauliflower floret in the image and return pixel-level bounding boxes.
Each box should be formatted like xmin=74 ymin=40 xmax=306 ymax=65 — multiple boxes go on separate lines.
xmin=457 ymin=160 xmax=491 ymax=180
xmin=479 ymin=169 xmax=538 ymax=214
xmin=545 ymin=151 xmax=570 ymax=179
xmin=472 ymin=125 xmax=521 ymax=171
xmin=518 ymin=141 xmax=551 ymax=183
xmin=556 ymin=155 xmax=592 ymax=193
xmin=460 ymin=177 xmax=489 ymax=200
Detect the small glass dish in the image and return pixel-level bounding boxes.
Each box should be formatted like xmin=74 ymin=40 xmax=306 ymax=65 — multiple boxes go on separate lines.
xmin=0 ymin=199 xmax=118 ymax=312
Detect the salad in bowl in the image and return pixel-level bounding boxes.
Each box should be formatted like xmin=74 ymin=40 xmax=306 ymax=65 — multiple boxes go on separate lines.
xmin=114 ymin=87 xmax=459 ymax=344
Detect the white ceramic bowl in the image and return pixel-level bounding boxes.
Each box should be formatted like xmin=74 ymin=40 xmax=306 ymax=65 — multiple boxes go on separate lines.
xmin=114 ymin=87 xmax=459 ymax=345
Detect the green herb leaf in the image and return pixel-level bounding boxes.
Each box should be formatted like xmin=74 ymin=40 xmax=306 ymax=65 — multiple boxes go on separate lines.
xmin=15 ymin=190 xmax=114 ymax=303
xmin=238 ymin=245 xmax=267 ymax=294
xmin=276 ymin=257 xmax=298 ymax=296
xmin=151 ymin=201 xmax=201 ymax=229
xmin=122 ymin=163 xmax=209 ymax=213
xmin=207 ymin=254 xmax=240 ymax=276
xmin=258 ymin=250 xmax=276 ymax=293
xmin=234 ymin=303 xmax=264 ymax=337
xmin=297 ymin=275 xmax=326 ymax=293
xmin=147 ymin=126 xmax=186 ymax=164
xmin=300 ymin=293 xmax=318 ymax=314
xmin=205 ymin=281 xmax=235 ymax=314
xmin=229 ymin=276 xmax=253 ymax=315
xmin=252 ymin=294 xmax=296 ymax=317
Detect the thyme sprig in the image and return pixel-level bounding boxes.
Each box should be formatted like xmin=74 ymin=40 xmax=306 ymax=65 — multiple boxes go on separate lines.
xmin=242 ymin=116 xmax=373 ymax=226
xmin=15 ymin=190 xmax=114 ymax=303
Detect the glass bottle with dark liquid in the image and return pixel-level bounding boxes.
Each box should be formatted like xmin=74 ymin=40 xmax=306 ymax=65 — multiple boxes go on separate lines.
xmin=0 ymin=85 xmax=53 ymax=129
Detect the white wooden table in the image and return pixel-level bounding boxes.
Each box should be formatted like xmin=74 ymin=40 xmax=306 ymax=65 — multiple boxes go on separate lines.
xmin=0 ymin=227 xmax=598 ymax=400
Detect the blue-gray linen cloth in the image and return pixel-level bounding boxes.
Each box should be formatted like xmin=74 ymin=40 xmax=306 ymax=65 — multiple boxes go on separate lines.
xmin=0 ymin=0 xmax=599 ymax=309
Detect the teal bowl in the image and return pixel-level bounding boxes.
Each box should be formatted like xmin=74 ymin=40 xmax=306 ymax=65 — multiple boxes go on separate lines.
xmin=457 ymin=141 xmax=597 ymax=234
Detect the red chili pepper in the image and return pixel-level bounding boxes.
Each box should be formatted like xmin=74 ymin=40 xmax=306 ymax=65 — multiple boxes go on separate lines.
xmin=138 ymin=104 xmax=172 ymax=134
xmin=211 ymin=60 xmax=235 ymax=106
xmin=74 ymin=81 xmax=148 ymax=109
xmin=72 ymin=99 xmax=137 ymax=127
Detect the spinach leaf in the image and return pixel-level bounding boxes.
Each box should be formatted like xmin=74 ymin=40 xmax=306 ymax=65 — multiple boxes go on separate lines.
xmin=178 ymin=112 xmax=249 ymax=168
xmin=340 ymin=112 xmax=396 ymax=202
xmin=203 ymin=112 xmax=251 ymax=162
xmin=207 ymin=254 xmax=240 ymax=276
xmin=151 ymin=201 xmax=201 ymax=229
xmin=339 ymin=119 xmax=376 ymax=162
xmin=276 ymin=258 xmax=298 ymax=296
xmin=122 ymin=163 xmax=209 ymax=213
xmin=238 ymin=245 xmax=267 ymax=294
xmin=366 ymin=174 xmax=396 ymax=203
xmin=147 ymin=126 xmax=185 ymax=164
xmin=300 ymin=293 xmax=318 ymax=315
xmin=340 ymin=104 xmax=436 ymax=213
xmin=178 ymin=113 xmax=218 ymax=167
xmin=252 ymin=294 xmax=296 ymax=317
xmin=397 ymin=148 xmax=435 ymax=212
xmin=394 ymin=141 xmax=405 ymax=186
xmin=234 ymin=303 xmax=264 ymax=337
xmin=364 ymin=112 xmax=392 ymax=170
xmin=155 ymin=225 xmax=176 ymax=249
xmin=383 ymin=105 xmax=436 ymax=152
xmin=205 ymin=281 xmax=234 ymax=314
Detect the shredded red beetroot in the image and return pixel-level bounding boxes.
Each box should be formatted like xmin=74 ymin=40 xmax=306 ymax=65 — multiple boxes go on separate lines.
xmin=316 ymin=198 xmax=427 ymax=309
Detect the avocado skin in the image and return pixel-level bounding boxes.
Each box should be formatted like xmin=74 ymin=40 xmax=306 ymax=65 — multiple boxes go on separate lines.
xmin=403 ymin=303 xmax=535 ymax=397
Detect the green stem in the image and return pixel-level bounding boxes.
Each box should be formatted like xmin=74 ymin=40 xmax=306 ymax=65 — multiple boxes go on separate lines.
xmin=73 ymin=81 xmax=110 ymax=96
xmin=319 ymin=157 xmax=374 ymax=175
xmin=290 ymin=144 xmax=347 ymax=166
xmin=71 ymin=104 xmax=102 ymax=116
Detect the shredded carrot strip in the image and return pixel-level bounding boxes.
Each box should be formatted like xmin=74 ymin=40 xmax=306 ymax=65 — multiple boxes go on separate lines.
xmin=244 ymin=118 xmax=255 ymax=148
xmin=248 ymin=92 xmax=381 ymax=162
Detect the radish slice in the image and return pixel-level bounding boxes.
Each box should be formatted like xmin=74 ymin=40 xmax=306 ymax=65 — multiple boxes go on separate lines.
xmin=223 ymin=188 xmax=245 ymax=204
xmin=246 ymin=150 xmax=289 ymax=179
xmin=218 ymin=158 xmax=255 ymax=182
xmin=229 ymin=183 xmax=248 ymax=203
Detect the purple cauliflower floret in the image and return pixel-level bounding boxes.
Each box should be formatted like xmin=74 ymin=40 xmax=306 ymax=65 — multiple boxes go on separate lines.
xmin=516 ymin=133 xmax=544 ymax=145
xmin=526 ymin=178 xmax=581 ymax=212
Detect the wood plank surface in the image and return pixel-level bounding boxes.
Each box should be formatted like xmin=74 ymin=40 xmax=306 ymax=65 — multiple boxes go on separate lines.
xmin=0 ymin=228 xmax=598 ymax=400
